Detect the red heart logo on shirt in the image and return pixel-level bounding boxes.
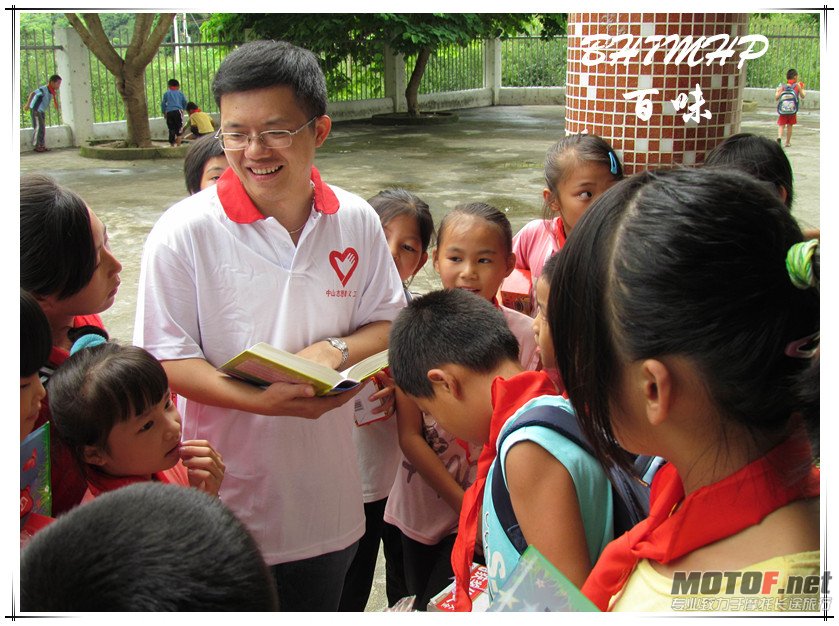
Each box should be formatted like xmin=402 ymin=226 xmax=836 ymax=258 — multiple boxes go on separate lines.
xmin=330 ymin=247 xmax=359 ymax=287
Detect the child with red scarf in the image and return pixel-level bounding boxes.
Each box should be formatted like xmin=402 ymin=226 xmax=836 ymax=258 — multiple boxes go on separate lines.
xmin=47 ymin=342 xmax=225 ymax=503
xmin=549 ymin=168 xmax=820 ymax=612
xmin=775 ymin=68 xmax=806 ymax=148
xmin=388 ymin=288 xmax=614 ymax=610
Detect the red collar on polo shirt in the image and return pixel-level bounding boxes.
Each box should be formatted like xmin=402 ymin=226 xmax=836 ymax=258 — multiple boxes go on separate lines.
xmin=216 ymin=166 xmax=340 ymax=224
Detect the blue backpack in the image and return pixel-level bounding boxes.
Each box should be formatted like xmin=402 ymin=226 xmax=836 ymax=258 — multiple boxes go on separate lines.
xmin=489 ymin=403 xmax=665 ymax=555
xmin=777 ymin=83 xmax=800 ymax=116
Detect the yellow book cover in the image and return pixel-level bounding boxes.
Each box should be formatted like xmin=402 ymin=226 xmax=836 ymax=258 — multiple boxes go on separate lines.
xmin=218 ymin=343 xmax=388 ymax=396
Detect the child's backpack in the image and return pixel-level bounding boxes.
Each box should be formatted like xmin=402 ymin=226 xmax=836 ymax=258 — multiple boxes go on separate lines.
xmin=777 ymin=83 xmax=800 ymax=116
xmin=489 ymin=402 xmax=665 ymax=555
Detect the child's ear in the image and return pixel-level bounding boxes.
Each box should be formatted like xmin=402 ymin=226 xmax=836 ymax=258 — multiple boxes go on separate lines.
xmin=640 ymin=359 xmax=672 ymax=427
xmin=432 ymin=247 xmax=441 ymax=274
xmin=415 ymin=250 xmax=429 ymax=273
xmin=504 ymin=252 xmax=516 ymax=277
xmin=427 ymin=367 xmax=462 ymax=399
xmin=543 ymin=187 xmax=562 ymax=213
xmin=83 ymin=445 xmax=108 ymax=467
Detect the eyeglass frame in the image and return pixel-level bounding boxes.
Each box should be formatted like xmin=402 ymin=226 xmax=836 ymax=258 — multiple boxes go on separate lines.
xmin=214 ymin=116 xmax=319 ymax=151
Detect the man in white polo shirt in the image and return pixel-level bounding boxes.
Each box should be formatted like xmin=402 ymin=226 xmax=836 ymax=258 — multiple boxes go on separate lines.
xmin=134 ymin=40 xmax=405 ymax=611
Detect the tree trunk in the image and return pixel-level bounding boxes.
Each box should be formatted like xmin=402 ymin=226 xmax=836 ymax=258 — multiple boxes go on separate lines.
xmin=405 ymin=47 xmax=432 ymax=117
xmin=117 ymin=69 xmax=152 ymax=147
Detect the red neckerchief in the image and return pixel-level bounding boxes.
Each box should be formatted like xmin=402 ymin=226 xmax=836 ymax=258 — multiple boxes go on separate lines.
xmin=191 ymin=107 xmax=202 ymax=113
xmin=48 ymin=83 xmax=59 ymax=110
xmin=582 ymin=430 xmax=820 ymax=611
xmin=84 ymin=461 xmax=189 ymax=498
xmin=555 ymin=217 xmax=568 ymax=249
xmin=216 ymin=165 xmax=339 ymax=224
xmin=451 ymin=370 xmax=558 ymax=611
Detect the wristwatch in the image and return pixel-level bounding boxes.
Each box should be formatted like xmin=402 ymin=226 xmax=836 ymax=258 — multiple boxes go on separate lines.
xmin=326 ymin=337 xmax=349 ymax=369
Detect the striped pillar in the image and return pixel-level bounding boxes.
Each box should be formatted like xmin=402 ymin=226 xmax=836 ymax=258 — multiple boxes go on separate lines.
xmin=565 ymin=13 xmax=752 ymax=174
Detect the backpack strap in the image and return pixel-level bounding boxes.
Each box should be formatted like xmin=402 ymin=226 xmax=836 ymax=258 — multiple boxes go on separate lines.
xmin=489 ymin=403 xmax=589 ymax=555
xmin=489 ymin=403 xmax=660 ymax=555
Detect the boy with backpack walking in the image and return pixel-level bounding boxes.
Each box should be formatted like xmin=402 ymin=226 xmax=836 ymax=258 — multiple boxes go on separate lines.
xmin=775 ymin=68 xmax=805 ymax=148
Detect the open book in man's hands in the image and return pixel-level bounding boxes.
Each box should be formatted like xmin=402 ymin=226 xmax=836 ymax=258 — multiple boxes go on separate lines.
xmin=218 ymin=343 xmax=388 ymax=396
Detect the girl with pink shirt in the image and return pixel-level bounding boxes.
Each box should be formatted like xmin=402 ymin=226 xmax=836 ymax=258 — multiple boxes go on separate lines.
xmin=511 ymin=135 xmax=623 ymax=313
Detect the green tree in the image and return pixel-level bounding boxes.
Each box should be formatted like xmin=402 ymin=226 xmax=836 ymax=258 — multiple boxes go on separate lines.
xmin=202 ymin=13 xmax=564 ymax=117
xmin=65 ymin=13 xmax=175 ymax=147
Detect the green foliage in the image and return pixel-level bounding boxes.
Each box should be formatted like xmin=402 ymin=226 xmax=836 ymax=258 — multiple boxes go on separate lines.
xmin=747 ymin=14 xmax=820 ymax=90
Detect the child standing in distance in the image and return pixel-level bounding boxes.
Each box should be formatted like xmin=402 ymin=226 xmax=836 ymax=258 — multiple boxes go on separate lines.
xmin=383 ymin=202 xmax=538 ymax=610
xmin=21 ymin=290 xmax=51 ymax=443
xmin=775 ymin=68 xmax=805 ymax=147
xmin=388 ymin=289 xmax=614 ymax=610
xmin=548 ymin=168 xmax=819 ymax=612
xmin=339 ymin=189 xmax=434 ymax=611
xmin=162 ymin=78 xmax=188 ymax=146
xmin=183 ymin=134 xmax=229 ymax=195
xmin=511 ymin=134 xmax=622 ymax=314
xmin=48 ymin=342 xmax=225 ymax=502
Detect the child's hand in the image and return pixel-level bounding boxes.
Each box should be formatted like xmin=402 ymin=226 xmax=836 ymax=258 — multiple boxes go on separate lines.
xmin=369 ymin=371 xmax=396 ymax=419
xmin=179 ymin=439 xmax=225 ymax=497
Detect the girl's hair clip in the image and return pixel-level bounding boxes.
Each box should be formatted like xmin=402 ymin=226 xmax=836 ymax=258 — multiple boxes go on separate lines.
xmin=786 ymin=239 xmax=819 ymax=289
xmin=608 ymin=151 xmax=619 ymax=176
xmin=785 ymin=331 xmax=819 ymax=359
xmin=69 ymin=333 xmax=108 ymax=356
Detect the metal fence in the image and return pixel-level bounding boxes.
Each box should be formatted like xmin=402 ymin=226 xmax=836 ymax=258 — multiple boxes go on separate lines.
xmin=19 ymin=23 xmax=821 ymax=129
xmin=408 ymin=39 xmax=486 ymax=94
xmin=19 ymin=29 xmax=62 ymax=128
xmin=745 ymin=23 xmax=820 ymax=91
xmin=501 ymin=36 xmax=568 ymax=87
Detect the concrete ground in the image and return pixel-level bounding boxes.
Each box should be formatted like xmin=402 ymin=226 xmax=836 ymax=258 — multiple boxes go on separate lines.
xmin=18 ymin=103 xmax=821 ymax=611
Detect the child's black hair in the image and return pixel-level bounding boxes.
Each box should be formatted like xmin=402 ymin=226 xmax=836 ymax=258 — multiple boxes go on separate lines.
xmin=704 ymin=132 xmax=794 ymax=207
xmin=436 ymin=202 xmax=513 ymax=256
xmin=48 ymin=74 xmax=61 ymax=83
xmin=548 ymin=167 xmax=818 ymax=469
xmin=186 ymin=101 xmax=198 ymax=112
xmin=542 ymin=134 xmax=623 ymax=220
xmin=786 ymin=68 xmax=798 ymax=80
xmin=49 ymin=343 xmax=169 ymax=463
xmin=21 ymin=174 xmax=97 ymax=300
xmin=167 ymin=78 xmax=180 ymax=88
xmin=213 ymin=40 xmax=327 ymax=119
xmin=183 ymin=133 xmax=226 ymax=195
xmin=389 ymin=289 xmax=520 ymax=398
xmin=21 ymin=289 xmax=51 ymax=377
xmin=21 ymin=482 xmax=279 ymax=611
xmin=368 ymin=188 xmax=435 ymax=253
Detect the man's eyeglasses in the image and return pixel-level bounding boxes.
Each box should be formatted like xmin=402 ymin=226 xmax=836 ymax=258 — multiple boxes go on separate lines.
xmin=215 ymin=116 xmax=318 ymax=151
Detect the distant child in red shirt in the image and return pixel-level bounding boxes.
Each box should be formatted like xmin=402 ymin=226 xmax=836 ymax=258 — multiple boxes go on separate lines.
xmin=775 ymin=68 xmax=806 ymax=147
xmin=48 ymin=341 xmax=225 ymax=502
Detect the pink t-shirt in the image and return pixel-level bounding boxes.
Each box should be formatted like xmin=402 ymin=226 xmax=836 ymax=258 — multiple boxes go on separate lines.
xmin=512 ymin=217 xmax=567 ymax=306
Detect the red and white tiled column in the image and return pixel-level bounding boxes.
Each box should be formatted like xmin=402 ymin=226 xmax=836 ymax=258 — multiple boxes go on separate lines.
xmin=565 ymin=13 xmax=750 ymax=174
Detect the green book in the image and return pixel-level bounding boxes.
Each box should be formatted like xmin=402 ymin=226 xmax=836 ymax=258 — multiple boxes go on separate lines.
xmin=218 ymin=343 xmax=388 ymax=396
xmin=487 ymin=546 xmax=600 ymax=612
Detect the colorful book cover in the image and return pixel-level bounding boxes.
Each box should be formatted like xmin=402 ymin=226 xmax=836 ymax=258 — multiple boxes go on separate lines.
xmin=500 ymin=268 xmax=533 ymax=315
xmin=20 ymin=422 xmax=52 ymax=528
xmin=428 ymin=564 xmax=490 ymax=611
xmin=487 ymin=546 xmax=600 ymax=612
